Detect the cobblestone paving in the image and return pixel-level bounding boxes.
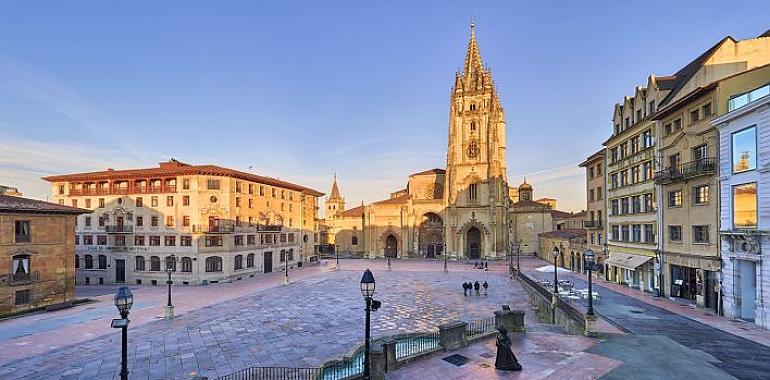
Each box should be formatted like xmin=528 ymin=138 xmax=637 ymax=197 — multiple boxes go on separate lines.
xmin=0 ymin=266 xmax=531 ymax=380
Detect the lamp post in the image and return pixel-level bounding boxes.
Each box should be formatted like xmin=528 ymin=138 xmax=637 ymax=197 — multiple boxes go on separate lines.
xmin=165 ymin=254 xmax=175 ymax=319
xmin=112 ymin=286 xmax=133 ymax=380
xmin=443 ymin=253 xmax=447 ymax=273
xmin=584 ymin=249 xmax=595 ymax=316
xmin=336 ymin=247 xmax=340 ymax=271
xmin=360 ymin=269 xmax=376 ymax=380
xmin=284 ymin=250 xmax=290 ymax=284
xmin=551 ymin=246 xmax=559 ymax=294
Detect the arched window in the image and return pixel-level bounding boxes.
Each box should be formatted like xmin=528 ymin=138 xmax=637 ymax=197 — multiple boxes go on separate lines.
xmin=246 ymin=253 xmax=255 ymax=268
xmin=205 ymin=256 xmax=223 ymax=272
xmin=98 ymin=255 xmax=107 ymax=269
xmin=470 ymin=103 xmax=476 ymax=111
xmin=135 ymin=256 xmax=146 ymax=271
xmin=234 ymin=255 xmax=243 ymax=270
xmin=181 ymin=257 xmax=192 ymax=273
xmin=470 ymin=121 xmax=476 ymax=131
xmin=150 ymin=256 xmax=161 ymax=271
xmin=467 ymin=140 xmax=479 ymax=158
xmin=166 ymin=256 xmax=176 ymax=272
xmin=75 ymin=254 xmax=80 ymax=269
xmin=468 ymin=183 xmax=478 ymax=201
xmin=84 ymin=254 xmax=94 ymax=269
xmin=352 ymin=236 xmax=359 ymax=245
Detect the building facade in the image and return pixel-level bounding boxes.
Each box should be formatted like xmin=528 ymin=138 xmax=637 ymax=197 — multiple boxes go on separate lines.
xmin=579 ymin=149 xmax=607 ymax=272
xmin=43 ymin=160 xmax=323 ymax=286
xmin=322 ymin=23 xmax=510 ymax=260
xmin=715 ymin=74 xmax=770 ymax=328
xmin=0 ymin=195 xmax=84 ymax=316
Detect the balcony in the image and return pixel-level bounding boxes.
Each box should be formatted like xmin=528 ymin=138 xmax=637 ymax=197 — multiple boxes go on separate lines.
xmin=105 ymin=225 xmax=133 ymax=233
xmin=583 ymin=220 xmax=602 ymax=229
xmin=10 ymin=271 xmax=39 ymax=286
xmin=256 ymin=224 xmax=283 ymax=232
xmin=193 ymin=223 xmax=235 ymax=233
xmin=655 ymin=157 xmax=717 ymax=185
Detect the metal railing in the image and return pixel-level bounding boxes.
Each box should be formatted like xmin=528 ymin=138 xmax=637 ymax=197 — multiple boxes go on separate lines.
xmin=655 ymin=157 xmax=717 ymax=184
xmin=583 ymin=220 xmax=602 ymax=229
xmin=465 ymin=316 xmax=496 ymax=341
xmin=395 ymin=331 xmax=441 ymax=359
xmin=215 ymin=367 xmax=322 ymax=380
xmin=321 ymin=354 xmax=364 ymax=380
xmin=193 ymin=224 xmax=235 ymax=233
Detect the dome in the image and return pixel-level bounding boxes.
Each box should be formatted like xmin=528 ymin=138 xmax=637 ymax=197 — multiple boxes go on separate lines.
xmin=518 ymin=178 xmax=532 ymax=190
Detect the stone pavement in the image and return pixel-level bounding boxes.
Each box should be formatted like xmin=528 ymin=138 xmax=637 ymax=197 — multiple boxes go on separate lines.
xmin=0 ymin=259 xmax=539 ymax=380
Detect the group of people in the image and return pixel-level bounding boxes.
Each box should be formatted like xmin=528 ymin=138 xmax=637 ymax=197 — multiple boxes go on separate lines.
xmin=474 ymin=261 xmax=489 ymax=271
xmin=462 ymin=280 xmax=489 ymax=296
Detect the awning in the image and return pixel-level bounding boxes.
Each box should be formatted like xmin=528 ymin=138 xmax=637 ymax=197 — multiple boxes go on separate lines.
xmin=605 ymin=252 xmax=653 ymax=271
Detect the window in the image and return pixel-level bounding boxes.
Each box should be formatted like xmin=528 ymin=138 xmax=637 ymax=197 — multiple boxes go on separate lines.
xmin=183 ymin=195 xmax=190 ymax=206
xmin=15 ymin=290 xmax=31 ymax=305
xmin=99 ymin=198 xmax=105 ymax=208
xmin=643 ymin=224 xmax=655 ymax=243
xmin=136 ymin=197 xmax=143 ymax=207
xmin=619 ymin=144 xmax=627 ymax=159
xmin=14 ymin=221 xmax=30 ymax=243
xmin=71 ymin=199 xmax=78 ymax=207
xmin=631 ymin=195 xmax=641 ymax=213
xmin=115 ymin=235 xmax=125 ymax=246
xmin=597 ymin=187 xmax=603 ymax=200
xmin=150 ymin=236 xmax=161 ymax=246
xmin=58 ymin=184 xmax=65 ymax=195
xmin=205 ymin=236 xmax=222 ymax=247
xmin=151 ymin=197 xmax=158 ymax=207
xmin=259 ymin=186 xmax=264 ymax=196
xmin=207 ymin=179 xmax=221 ymax=190
xmin=272 ymin=188 xmax=276 ymax=198
xmin=614 ymin=124 xmax=620 ymax=135
xmin=732 ymin=127 xmax=757 ymax=173
xmin=75 ymin=254 xmax=80 ymax=268
xmin=728 ymin=84 xmax=770 ymax=111
xmin=98 ymin=255 xmax=107 ymax=269
xmin=247 ymin=254 xmax=255 ymax=268
xmin=733 ymin=183 xmax=757 ymax=229
xmin=352 ymin=236 xmax=359 ymax=245
xmin=280 ymin=233 xmax=287 ymax=243
xmin=12 ymin=255 xmax=30 ymax=280
xmin=150 ymin=256 xmax=161 ymax=271
xmin=632 ymin=225 xmax=641 ymax=242
xmin=205 ymin=257 xmax=223 ymax=272
xmin=669 ymin=226 xmax=682 ymax=242
xmin=183 ymin=179 xmax=190 ymax=190
xmin=690 ymin=109 xmax=700 ymax=123
xmin=621 ymin=225 xmax=629 ymax=242
xmin=643 ymin=193 xmax=653 ymax=212
xmin=98 ymin=216 xmax=106 ymax=227
xmin=692 ymin=145 xmax=707 ymax=161
xmin=596 ymin=163 xmax=602 ymax=176
xmin=234 ymin=255 xmax=243 ymax=270
xmin=620 ymin=198 xmax=629 ymax=214
xmin=236 ymin=197 xmax=241 ymax=207
xmin=247 ymin=235 xmax=256 ymax=245
xmin=166 ymin=216 xmax=174 ymax=227
xmin=280 ymin=250 xmax=286 ymax=262
xmin=610 ymin=173 xmax=618 ymax=189
xmin=468 ymin=183 xmax=478 ymax=201
xmin=610 ymin=199 xmax=619 ymax=215
xmin=166 ymin=196 xmax=174 ymax=206
xmin=610 ymin=147 xmax=618 ymax=162
xmin=235 ymin=235 xmax=244 ymax=246
xmin=668 ymin=190 xmax=682 ymax=208
xmin=85 ymin=254 xmax=94 ymax=269
xmin=674 ymin=118 xmax=682 ymax=131
xmin=630 ymin=137 xmax=639 ymax=154
xmin=631 ymin=166 xmax=640 ymax=183
xmin=164 ymin=236 xmax=176 ymax=246
xmin=97 ymin=235 xmax=107 ymax=245
xmin=166 ymin=256 xmax=176 ymax=272
xmin=151 ymin=216 xmax=159 ymax=227
xmin=83 ymin=235 xmax=93 ymax=245
xmin=648 ymin=100 xmax=656 ymax=114
xmin=611 ymin=225 xmax=619 ymax=241
xmin=135 ymin=256 xmax=146 ymax=271
xmin=181 ymin=257 xmax=192 ymax=272
xmin=693 ymin=225 xmax=709 ymax=244
xmin=235 ymin=182 xmax=242 ymax=193
xmin=589 ymin=189 xmax=594 ymax=202
xmin=180 ymin=236 xmax=192 ymax=246
xmin=134 ymin=235 xmax=145 ymax=246
xmin=694 ymin=185 xmax=709 ymax=205
xmin=85 ymin=216 xmax=92 ymax=227
xmin=248 ymin=199 xmax=253 ymax=208
xmin=470 ymin=121 xmax=476 ymax=131
xmin=136 ymin=217 xmax=143 ymax=227
xmin=665 ymin=123 xmax=672 ymax=135
xmin=702 ymin=103 xmax=712 ymax=117
xmin=83 ymin=198 xmax=91 ymax=209
xmin=636 ymin=109 xmax=642 ymax=122
xmin=642 ymin=161 xmax=652 ymax=181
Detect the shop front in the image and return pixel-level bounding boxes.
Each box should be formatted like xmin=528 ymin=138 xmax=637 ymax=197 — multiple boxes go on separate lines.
xmin=605 ymin=252 xmax=655 ymax=292
xmin=664 ymin=253 xmax=721 ymax=312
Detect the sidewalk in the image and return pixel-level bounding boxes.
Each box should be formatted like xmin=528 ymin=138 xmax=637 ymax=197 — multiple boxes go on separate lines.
xmin=520 ymin=256 xmax=770 ymax=348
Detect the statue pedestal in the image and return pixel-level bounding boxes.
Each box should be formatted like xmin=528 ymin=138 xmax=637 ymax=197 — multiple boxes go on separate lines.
xmin=164 ymin=305 xmax=174 ymax=320
xmin=584 ymin=314 xmax=597 ymax=337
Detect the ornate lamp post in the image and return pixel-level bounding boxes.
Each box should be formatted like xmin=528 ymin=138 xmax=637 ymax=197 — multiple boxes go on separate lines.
xmin=284 ymin=250 xmax=290 ymax=284
xmin=165 ymin=254 xmax=175 ymax=319
xmin=584 ymin=249 xmax=595 ymax=316
xmin=112 ymin=286 xmax=133 ymax=380
xmin=551 ymin=246 xmax=559 ymax=294
xmin=335 ymin=247 xmax=340 ymax=271
xmin=360 ymin=269 xmax=376 ymax=380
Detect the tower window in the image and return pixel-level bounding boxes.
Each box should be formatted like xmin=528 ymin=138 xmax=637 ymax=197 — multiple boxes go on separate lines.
xmin=470 ymin=121 xmax=476 ymax=131
xmin=470 ymin=103 xmax=476 ymax=111
xmin=469 ymin=183 xmax=478 ymax=201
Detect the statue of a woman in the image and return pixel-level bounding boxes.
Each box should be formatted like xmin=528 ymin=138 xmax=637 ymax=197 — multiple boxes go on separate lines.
xmin=494 ymin=326 xmax=522 ymax=371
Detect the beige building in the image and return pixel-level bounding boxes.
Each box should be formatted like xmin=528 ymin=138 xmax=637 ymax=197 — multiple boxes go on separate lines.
xmin=43 ymin=159 xmax=323 ymax=285
xmin=0 ymin=185 xmax=23 ymax=197
xmin=579 ymin=149 xmax=607 ymax=273
xmin=537 ymin=229 xmax=588 ymax=271
xmin=509 ymin=181 xmax=576 ymax=257
xmin=1 ymin=195 xmax=85 ymax=316
xmin=323 ymin=23 xmax=510 ymax=260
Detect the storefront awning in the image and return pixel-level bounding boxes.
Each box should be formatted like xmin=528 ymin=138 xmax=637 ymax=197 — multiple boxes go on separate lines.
xmin=605 ymin=252 xmax=653 ymax=271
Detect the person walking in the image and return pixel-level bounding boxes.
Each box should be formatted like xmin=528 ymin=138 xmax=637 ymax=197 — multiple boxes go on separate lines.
xmin=483 ymin=280 xmax=489 ymax=296
xmin=474 ymin=281 xmax=480 ymax=296
xmin=484 ymin=261 xmax=489 ymax=271
xmin=463 ymin=282 xmax=469 ymax=296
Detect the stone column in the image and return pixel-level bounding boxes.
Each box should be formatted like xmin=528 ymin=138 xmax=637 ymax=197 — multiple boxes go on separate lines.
xmin=439 ymin=321 xmax=468 ymax=351
xmin=370 ymin=343 xmax=386 ymax=380
xmin=382 ymin=338 xmax=397 ymax=373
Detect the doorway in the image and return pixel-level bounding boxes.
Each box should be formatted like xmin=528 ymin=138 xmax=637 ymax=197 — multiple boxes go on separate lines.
xmin=738 ymin=260 xmax=756 ymax=321
xmin=384 ymin=235 xmax=398 ymax=258
xmin=264 ymin=252 xmax=273 ymax=273
xmin=467 ymin=227 xmax=481 ymax=259
xmin=115 ymin=259 xmax=125 ymax=283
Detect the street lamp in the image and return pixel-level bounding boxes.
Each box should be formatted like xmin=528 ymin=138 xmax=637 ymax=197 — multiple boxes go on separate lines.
xmin=284 ymin=250 xmax=290 ymax=284
xmin=551 ymin=246 xmax=559 ymax=294
xmin=112 ymin=286 xmax=133 ymax=380
xmin=336 ymin=247 xmax=340 ymax=271
xmin=360 ymin=269 xmax=375 ymax=380
xmin=584 ymin=249 xmax=595 ymax=316
xmin=165 ymin=254 xmax=175 ymax=319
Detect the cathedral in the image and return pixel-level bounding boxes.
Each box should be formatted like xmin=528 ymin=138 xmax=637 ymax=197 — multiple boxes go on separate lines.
xmin=320 ymin=23 xmax=510 ymax=259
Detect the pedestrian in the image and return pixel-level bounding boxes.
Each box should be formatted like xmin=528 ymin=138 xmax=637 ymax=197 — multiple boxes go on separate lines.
xmin=483 ymin=281 xmax=489 ymax=296
xmin=474 ymin=281 xmax=480 ymax=296
xmin=474 ymin=261 xmax=479 ymax=269
xmin=463 ymin=282 xmax=469 ymax=296
xmin=484 ymin=262 xmax=489 ymax=271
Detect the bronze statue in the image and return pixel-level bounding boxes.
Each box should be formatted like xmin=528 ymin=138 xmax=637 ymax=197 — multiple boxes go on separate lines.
xmin=494 ymin=326 xmax=522 ymax=371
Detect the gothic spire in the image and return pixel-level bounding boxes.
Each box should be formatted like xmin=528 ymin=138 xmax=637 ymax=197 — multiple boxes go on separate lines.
xmin=463 ymin=18 xmax=484 ymax=75
xmin=330 ymin=173 xmax=342 ymax=200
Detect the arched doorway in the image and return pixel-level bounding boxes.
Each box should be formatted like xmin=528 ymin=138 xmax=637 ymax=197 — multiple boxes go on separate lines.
xmin=384 ymin=235 xmax=398 ymax=258
xmin=467 ymin=227 xmax=481 ymax=259
xmin=419 ymin=213 xmax=444 ymax=258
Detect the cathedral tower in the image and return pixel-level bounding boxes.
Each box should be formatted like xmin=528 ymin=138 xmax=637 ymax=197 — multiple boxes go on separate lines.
xmin=444 ymin=21 xmax=509 ymax=259
xmin=325 ymin=174 xmax=345 ymax=220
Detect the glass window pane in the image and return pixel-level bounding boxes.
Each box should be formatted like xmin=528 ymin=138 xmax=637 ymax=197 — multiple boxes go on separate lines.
xmin=732 ymin=127 xmax=757 ymax=173
xmin=733 ymin=183 xmax=757 ymax=229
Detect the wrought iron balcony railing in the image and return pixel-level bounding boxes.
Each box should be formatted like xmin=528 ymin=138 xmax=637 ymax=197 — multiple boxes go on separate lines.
xmin=655 ymin=157 xmax=717 ymax=184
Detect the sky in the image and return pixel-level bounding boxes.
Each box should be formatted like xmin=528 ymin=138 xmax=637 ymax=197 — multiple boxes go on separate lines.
xmin=1 ymin=1 xmax=769 ymax=212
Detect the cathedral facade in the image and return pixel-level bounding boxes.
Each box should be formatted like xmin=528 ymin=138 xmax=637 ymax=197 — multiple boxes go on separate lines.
xmin=321 ymin=23 xmax=510 ymax=260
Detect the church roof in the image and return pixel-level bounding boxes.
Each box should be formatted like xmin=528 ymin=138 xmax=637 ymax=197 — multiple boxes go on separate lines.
xmin=329 ymin=174 xmax=342 ymax=200
xmin=511 ymin=199 xmax=550 ymax=210
xmin=464 ymin=20 xmax=485 ymax=75
xmin=373 ymin=194 xmax=410 ymax=206
xmin=410 ymin=168 xmax=446 ymax=176
xmin=340 ymin=205 xmax=365 ymax=218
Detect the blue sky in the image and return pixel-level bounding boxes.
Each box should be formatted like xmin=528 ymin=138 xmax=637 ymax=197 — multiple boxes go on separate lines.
xmin=1 ymin=1 xmax=769 ymax=212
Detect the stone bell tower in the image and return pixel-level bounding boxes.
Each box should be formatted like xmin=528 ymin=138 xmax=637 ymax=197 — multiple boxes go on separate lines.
xmin=444 ymin=21 xmax=509 ymax=259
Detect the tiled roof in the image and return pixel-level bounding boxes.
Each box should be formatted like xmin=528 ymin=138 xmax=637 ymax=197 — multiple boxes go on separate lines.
xmin=340 ymin=205 xmax=365 ymax=217
xmin=373 ymin=194 xmax=410 ymax=205
xmin=550 ymin=210 xmax=574 ymax=219
xmin=42 ymin=160 xmax=325 ymax=197
xmin=659 ymin=37 xmax=733 ymax=107
xmin=511 ymin=200 xmax=550 ymax=209
xmin=411 ymin=168 xmax=446 ymax=176
xmin=0 ymin=195 xmax=86 ymax=215
xmin=538 ymin=229 xmax=585 ymax=239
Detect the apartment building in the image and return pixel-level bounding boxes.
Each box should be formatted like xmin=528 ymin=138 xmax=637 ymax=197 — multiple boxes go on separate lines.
xmin=43 ymin=160 xmax=323 ymax=286
xmin=579 ymin=149 xmax=607 ymax=274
